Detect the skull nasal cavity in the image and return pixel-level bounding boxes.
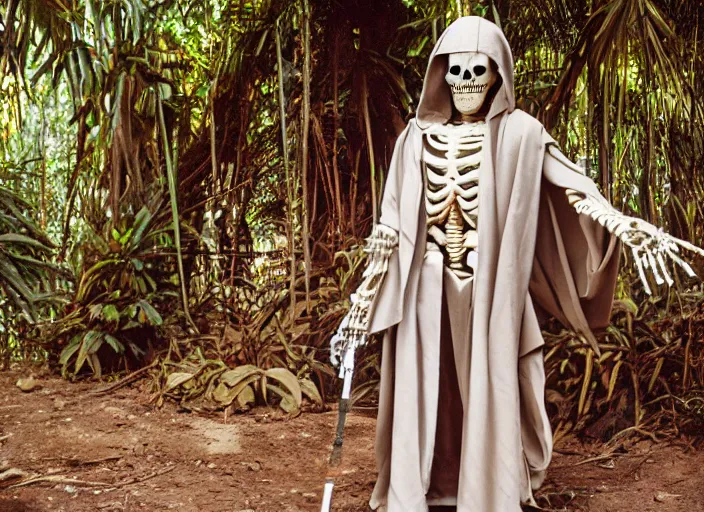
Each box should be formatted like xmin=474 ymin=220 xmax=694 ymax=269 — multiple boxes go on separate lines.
xmin=463 ymin=69 xmax=472 ymax=80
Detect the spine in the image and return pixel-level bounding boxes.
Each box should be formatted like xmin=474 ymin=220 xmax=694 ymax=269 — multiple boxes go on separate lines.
xmin=445 ymin=203 xmax=465 ymax=269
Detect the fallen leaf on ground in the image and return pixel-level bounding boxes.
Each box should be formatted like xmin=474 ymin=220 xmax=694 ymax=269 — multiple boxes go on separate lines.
xmin=16 ymin=376 xmax=40 ymax=392
xmin=0 ymin=468 xmax=29 ymax=483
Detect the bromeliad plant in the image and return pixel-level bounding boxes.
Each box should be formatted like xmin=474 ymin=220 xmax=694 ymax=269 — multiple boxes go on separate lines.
xmin=159 ymin=359 xmax=324 ymax=415
xmin=51 ymin=207 xmax=178 ymax=378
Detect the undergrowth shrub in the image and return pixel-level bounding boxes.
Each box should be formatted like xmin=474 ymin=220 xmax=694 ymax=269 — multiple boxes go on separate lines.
xmin=149 ymin=241 xmax=372 ymax=414
xmin=43 ymin=207 xmax=179 ymax=378
xmin=544 ymin=275 xmax=704 ymax=444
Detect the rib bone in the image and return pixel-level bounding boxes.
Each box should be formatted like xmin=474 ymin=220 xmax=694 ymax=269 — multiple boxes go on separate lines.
xmin=422 ymin=121 xmax=486 ymax=274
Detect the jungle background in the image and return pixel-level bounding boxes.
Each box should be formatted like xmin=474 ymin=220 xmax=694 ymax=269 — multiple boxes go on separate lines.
xmin=1 ymin=0 xmax=704 ymax=510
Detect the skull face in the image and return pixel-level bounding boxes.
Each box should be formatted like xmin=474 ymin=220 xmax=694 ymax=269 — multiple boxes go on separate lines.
xmin=445 ymin=52 xmax=497 ymax=117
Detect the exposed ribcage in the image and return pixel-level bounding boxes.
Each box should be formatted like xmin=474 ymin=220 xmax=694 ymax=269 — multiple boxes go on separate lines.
xmin=423 ymin=123 xmax=485 ymax=228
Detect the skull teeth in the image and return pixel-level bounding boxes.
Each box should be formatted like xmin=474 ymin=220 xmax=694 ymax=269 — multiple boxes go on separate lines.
xmin=451 ymin=84 xmax=487 ymax=93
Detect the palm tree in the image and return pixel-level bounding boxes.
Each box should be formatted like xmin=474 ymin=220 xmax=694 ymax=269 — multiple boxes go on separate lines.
xmin=0 ymin=186 xmax=58 ymax=321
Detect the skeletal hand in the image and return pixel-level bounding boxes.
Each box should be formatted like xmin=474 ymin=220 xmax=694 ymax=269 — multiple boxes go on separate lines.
xmin=330 ymin=224 xmax=398 ymax=367
xmin=567 ymin=189 xmax=704 ymax=294
xmin=330 ymin=299 xmax=368 ymax=368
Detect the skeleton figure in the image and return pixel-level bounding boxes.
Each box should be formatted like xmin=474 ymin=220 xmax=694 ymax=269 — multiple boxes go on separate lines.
xmin=330 ymin=50 xmax=500 ymax=355
xmin=331 ymin=50 xmax=702 ymax=353
xmin=327 ymin=16 xmax=703 ymax=512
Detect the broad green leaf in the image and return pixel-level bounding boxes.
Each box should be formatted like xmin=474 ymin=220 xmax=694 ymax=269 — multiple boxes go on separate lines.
xmin=137 ymin=300 xmax=162 ymax=325
xmin=143 ymin=272 xmax=156 ymax=291
xmin=220 ymin=365 xmax=261 ymax=386
xmin=59 ymin=334 xmax=83 ymax=366
xmin=75 ymin=331 xmax=104 ymax=373
xmin=119 ymin=228 xmax=133 ymax=246
xmin=104 ymin=334 xmax=124 ymax=354
xmin=125 ymin=303 xmax=138 ymax=319
xmin=279 ymin=393 xmax=298 ymax=414
xmin=212 ymin=382 xmax=238 ymax=405
xmin=88 ymin=353 xmax=102 ymax=378
xmin=131 ymin=258 xmax=144 ymax=271
xmin=211 ymin=373 xmax=260 ymax=406
xmin=265 ymin=383 xmax=299 ymax=414
xmin=129 ymin=207 xmax=152 ymax=250
xmin=235 ymin=384 xmax=256 ymax=408
xmin=136 ymin=276 xmax=147 ymax=295
xmin=102 ymin=304 xmax=119 ymax=321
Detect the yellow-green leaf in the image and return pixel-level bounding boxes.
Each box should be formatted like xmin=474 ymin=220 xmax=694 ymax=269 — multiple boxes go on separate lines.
xmin=648 ymin=357 xmax=664 ymax=393
xmin=578 ymin=350 xmax=593 ymax=417
xmin=265 ymin=368 xmax=302 ymax=408
xmin=300 ymin=377 xmax=322 ymax=405
xmin=211 ymin=373 xmax=261 ymax=406
xmin=236 ymin=384 xmax=256 ymax=408
xmin=165 ymin=372 xmax=195 ymax=392
xmin=279 ymin=393 xmax=298 ymax=414
xmin=220 ymin=365 xmax=261 ymax=387
xmin=607 ymin=360 xmax=623 ymax=401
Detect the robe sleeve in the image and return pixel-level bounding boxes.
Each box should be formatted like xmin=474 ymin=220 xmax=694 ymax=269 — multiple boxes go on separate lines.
xmin=377 ymin=123 xmax=413 ymax=233
xmin=368 ymin=121 xmax=416 ymax=334
xmin=529 ymin=130 xmax=621 ymax=351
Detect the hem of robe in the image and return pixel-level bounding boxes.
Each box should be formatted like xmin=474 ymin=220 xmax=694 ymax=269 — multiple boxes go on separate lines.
xmin=427 ymin=497 xmax=457 ymax=506
xmin=370 ymin=254 xmax=550 ymax=511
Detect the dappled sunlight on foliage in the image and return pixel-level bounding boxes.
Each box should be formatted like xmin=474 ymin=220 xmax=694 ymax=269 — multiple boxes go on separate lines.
xmin=0 ymin=0 xmax=703 ymax=445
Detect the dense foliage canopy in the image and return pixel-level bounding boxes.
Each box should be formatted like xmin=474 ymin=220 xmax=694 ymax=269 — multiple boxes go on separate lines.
xmin=1 ymin=0 xmax=704 ymax=438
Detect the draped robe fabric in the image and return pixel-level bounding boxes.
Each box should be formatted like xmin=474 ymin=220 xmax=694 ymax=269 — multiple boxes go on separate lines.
xmin=366 ymin=16 xmax=621 ymax=512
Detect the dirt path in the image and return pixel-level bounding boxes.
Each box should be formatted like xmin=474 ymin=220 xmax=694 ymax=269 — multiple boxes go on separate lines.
xmin=0 ymin=372 xmax=702 ymax=511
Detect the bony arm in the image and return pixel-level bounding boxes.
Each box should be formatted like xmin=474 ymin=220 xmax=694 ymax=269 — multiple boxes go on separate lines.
xmin=565 ymin=188 xmax=704 ymax=295
xmin=330 ymin=223 xmax=399 ymax=372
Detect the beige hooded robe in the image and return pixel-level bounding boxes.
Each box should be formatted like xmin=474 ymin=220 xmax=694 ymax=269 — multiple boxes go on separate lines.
xmin=366 ymin=16 xmax=620 ymax=512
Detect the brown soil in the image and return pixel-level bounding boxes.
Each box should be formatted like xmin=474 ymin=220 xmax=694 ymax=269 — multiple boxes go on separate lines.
xmin=0 ymin=371 xmax=702 ymax=512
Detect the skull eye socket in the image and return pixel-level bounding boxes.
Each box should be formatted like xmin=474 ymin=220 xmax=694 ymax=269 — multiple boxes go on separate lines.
xmin=473 ymin=65 xmax=487 ymax=77
xmin=449 ymin=65 xmax=461 ymax=76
